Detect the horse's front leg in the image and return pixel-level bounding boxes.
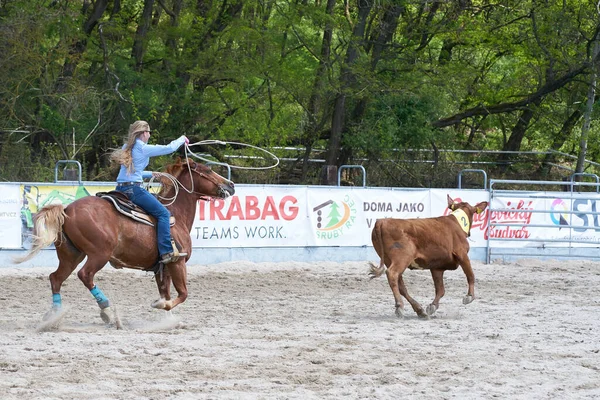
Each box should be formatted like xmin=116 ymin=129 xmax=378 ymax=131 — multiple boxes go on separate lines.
xmin=152 ymin=261 xmax=188 ymax=311
xmin=77 ymin=256 xmax=112 ymax=323
xmin=151 ymin=268 xmax=173 ymax=310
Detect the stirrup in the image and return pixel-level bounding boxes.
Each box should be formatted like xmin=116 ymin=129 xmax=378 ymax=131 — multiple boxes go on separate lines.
xmin=160 ymin=252 xmax=188 ymax=264
xmin=160 ymin=240 xmax=187 ymax=264
xmin=170 ymin=239 xmax=187 ymax=259
xmin=160 ymin=252 xmax=179 ymax=264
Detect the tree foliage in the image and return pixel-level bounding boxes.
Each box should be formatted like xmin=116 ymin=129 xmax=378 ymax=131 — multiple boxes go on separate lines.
xmin=1 ymin=0 xmax=599 ymax=186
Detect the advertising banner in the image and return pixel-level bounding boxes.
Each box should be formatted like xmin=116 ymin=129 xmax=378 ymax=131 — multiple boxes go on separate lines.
xmin=3 ymin=182 xmax=600 ymax=250
xmin=0 ymin=185 xmax=22 ymax=249
xmin=19 ymin=184 xmax=111 ymax=247
xmin=190 ymin=187 xmax=434 ymax=247
xmin=306 ymin=188 xmax=430 ymax=247
xmin=487 ymin=193 xmax=546 ymax=247
xmin=191 ymin=185 xmax=307 ymax=247
xmin=544 ymin=192 xmax=600 ymax=246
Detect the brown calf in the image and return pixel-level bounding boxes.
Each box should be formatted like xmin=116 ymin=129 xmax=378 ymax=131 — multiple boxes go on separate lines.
xmin=369 ymin=194 xmax=488 ymax=318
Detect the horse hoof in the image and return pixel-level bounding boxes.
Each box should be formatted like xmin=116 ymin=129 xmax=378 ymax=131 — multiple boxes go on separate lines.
xmin=42 ymin=306 xmax=62 ymax=321
xmin=113 ymin=306 xmax=124 ymax=330
xmin=395 ymin=306 xmax=405 ymax=318
xmin=151 ymin=298 xmax=167 ymax=309
xmin=100 ymin=307 xmax=113 ymax=324
xmin=426 ymin=304 xmax=438 ymax=315
xmin=463 ymin=295 xmax=474 ymax=305
xmin=37 ymin=307 xmax=67 ymax=332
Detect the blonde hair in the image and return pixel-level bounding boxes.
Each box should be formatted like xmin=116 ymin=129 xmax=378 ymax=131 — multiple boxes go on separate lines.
xmin=110 ymin=120 xmax=150 ymax=173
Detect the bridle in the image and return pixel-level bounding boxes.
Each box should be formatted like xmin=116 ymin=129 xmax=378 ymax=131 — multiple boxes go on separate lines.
xmin=150 ymin=160 xmax=230 ymax=205
xmin=186 ymin=161 xmax=228 ymax=200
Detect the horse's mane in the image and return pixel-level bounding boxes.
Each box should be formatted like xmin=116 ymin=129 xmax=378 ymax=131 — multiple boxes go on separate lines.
xmin=164 ymin=157 xmax=187 ymax=176
xmin=156 ymin=158 xmax=191 ymax=197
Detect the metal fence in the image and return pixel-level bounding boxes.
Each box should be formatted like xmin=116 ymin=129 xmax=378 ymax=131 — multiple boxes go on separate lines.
xmin=40 ymin=161 xmax=600 ymax=264
xmin=485 ymin=174 xmax=600 ymax=263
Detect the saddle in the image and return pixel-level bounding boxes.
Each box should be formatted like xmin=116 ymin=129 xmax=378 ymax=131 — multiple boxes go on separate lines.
xmin=97 ymin=191 xmax=187 ymax=275
xmin=96 ymin=191 xmax=175 ymax=227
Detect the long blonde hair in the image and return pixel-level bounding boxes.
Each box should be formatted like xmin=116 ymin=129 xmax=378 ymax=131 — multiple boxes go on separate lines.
xmin=110 ymin=120 xmax=150 ymax=173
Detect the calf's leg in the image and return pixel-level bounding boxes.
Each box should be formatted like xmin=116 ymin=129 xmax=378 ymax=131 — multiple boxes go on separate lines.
xmin=458 ymin=256 xmax=475 ymax=304
xmin=385 ymin=263 xmax=406 ymax=317
xmin=386 ymin=256 xmax=429 ymax=318
xmin=427 ymin=269 xmax=445 ymax=315
xmin=397 ymin=276 xmax=427 ymax=318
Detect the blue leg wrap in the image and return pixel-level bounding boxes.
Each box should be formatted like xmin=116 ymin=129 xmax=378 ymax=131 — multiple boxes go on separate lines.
xmin=52 ymin=293 xmax=62 ymax=308
xmin=90 ymin=286 xmax=110 ymax=309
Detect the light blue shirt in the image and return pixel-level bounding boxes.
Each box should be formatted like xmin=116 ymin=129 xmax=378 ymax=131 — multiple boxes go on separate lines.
xmin=116 ymin=136 xmax=187 ymax=183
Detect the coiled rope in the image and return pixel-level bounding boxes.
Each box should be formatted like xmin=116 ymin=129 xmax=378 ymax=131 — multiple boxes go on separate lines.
xmin=147 ymin=140 xmax=279 ymax=205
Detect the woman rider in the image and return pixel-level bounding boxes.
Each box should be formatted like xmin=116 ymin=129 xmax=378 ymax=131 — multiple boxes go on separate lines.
xmin=110 ymin=120 xmax=188 ymax=264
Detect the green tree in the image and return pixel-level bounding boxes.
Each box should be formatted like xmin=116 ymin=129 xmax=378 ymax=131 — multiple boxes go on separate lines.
xmin=325 ymin=201 xmax=341 ymax=228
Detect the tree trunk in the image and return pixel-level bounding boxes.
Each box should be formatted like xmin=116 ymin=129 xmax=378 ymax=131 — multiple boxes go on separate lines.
xmin=576 ymin=40 xmax=600 ymax=174
xmin=537 ymin=106 xmax=583 ymax=177
xmin=340 ymin=4 xmax=402 ymax=166
xmin=55 ymin=0 xmax=109 ymax=93
xmin=132 ymin=0 xmax=155 ymax=72
xmin=304 ymin=0 xmax=335 ymax=182
xmin=161 ymin=0 xmax=183 ymax=73
xmin=324 ymin=1 xmax=372 ymax=175
xmin=498 ymin=98 xmax=541 ymax=170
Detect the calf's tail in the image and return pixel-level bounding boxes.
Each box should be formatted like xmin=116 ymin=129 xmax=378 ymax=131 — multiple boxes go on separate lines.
xmin=13 ymin=204 xmax=66 ymax=264
xmin=368 ymin=220 xmax=387 ymax=279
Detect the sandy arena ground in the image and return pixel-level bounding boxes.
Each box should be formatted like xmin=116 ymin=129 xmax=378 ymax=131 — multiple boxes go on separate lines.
xmin=0 ymin=258 xmax=599 ymax=399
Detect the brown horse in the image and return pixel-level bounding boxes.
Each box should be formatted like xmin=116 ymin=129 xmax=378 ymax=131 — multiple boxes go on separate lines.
xmin=14 ymin=159 xmax=235 ymax=323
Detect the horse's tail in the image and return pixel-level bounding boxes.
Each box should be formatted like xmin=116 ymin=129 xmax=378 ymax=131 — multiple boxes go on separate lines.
xmin=13 ymin=204 xmax=66 ymax=264
xmin=368 ymin=219 xmax=387 ymax=279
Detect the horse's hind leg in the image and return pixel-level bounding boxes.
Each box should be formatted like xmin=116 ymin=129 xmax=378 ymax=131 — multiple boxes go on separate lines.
xmin=76 ymin=254 xmax=113 ymax=323
xmin=49 ymin=240 xmax=85 ymax=310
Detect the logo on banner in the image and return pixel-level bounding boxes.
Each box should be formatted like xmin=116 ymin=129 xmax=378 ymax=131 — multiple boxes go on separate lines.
xmin=550 ymin=199 xmax=569 ymax=228
xmin=481 ymin=199 xmax=533 ymax=239
xmin=312 ymin=195 xmax=357 ymax=239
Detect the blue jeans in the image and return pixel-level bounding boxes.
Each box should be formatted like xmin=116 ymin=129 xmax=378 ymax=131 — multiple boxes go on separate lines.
xmin=115 ymin=185 xmax=172 ymax=257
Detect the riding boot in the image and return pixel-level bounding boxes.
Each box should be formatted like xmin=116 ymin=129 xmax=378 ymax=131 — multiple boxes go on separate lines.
xmin=160 ymin=239 xmax=187 ymax=264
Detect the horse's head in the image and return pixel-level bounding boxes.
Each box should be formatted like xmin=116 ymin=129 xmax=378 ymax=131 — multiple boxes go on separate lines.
xmin=166 ymin=160 xmax=235 ymax=199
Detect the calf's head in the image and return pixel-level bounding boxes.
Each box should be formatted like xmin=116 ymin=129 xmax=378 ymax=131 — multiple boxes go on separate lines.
xmin=447 ymin=195 xmax=488 ymax=236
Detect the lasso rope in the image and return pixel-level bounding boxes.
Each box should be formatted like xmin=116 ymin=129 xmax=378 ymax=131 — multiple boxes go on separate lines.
xmin=146 ymin=140 xmax=278 ymax=205
xmin=184 ymin=140 xmax=280 ymax=170
xmin=147 ymin=172 xmax=180 ymax=206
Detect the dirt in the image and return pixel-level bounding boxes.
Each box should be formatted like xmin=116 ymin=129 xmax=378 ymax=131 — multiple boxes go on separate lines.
xmin=1 ymin=259 xmax=599 ymax=399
